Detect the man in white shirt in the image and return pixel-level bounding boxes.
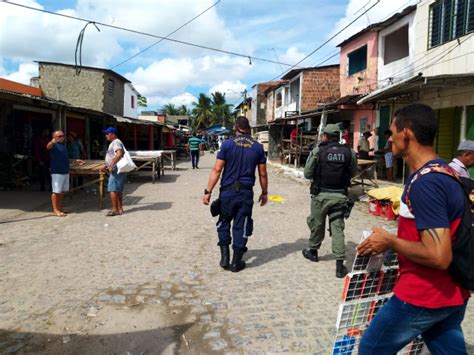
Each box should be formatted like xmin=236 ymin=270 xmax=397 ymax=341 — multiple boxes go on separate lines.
xmin=449 ymin=140 xmax=474 ymax=179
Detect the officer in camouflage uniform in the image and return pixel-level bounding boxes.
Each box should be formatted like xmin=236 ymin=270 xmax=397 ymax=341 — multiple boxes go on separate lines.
xmin=303 ymin=124 xmax=357 ymax=278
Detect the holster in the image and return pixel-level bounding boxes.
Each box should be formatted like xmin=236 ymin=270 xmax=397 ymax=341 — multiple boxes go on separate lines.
xmin=345 ymin=199 xmax=355 ymax=219
xmin=210 ymin=198 xmax=221 ymax=217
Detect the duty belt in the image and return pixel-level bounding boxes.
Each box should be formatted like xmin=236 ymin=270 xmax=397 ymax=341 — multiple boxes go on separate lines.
xmin=319 ymin=187 xmax=347 ymax=194
xmin=220 ymin=181 xmax=253 ymax=192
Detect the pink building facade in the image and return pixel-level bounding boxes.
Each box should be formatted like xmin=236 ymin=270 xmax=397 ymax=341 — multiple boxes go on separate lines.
xmin=339 ymin=30 xmax=379 ymax=153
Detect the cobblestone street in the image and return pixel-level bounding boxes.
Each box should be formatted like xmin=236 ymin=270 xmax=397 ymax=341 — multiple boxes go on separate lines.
xmin=1 ymin=153 xmax=473 ymax=354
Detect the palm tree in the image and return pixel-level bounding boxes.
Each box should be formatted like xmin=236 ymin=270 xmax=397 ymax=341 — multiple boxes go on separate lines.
xmin=192 ymin=93 xmax=214 ymax=130
xmin=160 ymin=103 xmax=180 ymax=116
xmin=178 ymin=104 xmax=192 ymax=116
xmin=211 ymin=91 xmax=234 ymax=128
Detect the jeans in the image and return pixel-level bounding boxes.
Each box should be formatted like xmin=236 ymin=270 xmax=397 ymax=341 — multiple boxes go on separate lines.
xmin=217 ymin=190 xmax=254 ymax=252
xmin=191 ymin=150 xmax=200 ymax=168
xmin=359 ymin=295 xmax=468 ymax=354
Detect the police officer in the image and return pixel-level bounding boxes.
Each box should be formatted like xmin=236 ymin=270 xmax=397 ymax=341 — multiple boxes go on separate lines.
xmin=203 ymin=116 xmax=268 ymax=272
xmin=303 ymin=124 xmax=357 ymax=278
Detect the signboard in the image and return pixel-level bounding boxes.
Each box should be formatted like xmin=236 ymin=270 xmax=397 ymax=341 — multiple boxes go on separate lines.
xmin=285 ymin=110 xmax=298 ymax=118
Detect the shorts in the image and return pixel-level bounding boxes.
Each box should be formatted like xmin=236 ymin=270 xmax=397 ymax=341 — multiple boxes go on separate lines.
xmin=108 ymin=170 xmax=127 ymax=192
xmin=51 ymin=174 xmax=70 ymax=193
xmin=384 ymin=152 xmax=393 ymax=168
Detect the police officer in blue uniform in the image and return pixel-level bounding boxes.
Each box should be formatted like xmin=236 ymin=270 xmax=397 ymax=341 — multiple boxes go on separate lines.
xmin=203 ymin=116 xmax=268 ymax=272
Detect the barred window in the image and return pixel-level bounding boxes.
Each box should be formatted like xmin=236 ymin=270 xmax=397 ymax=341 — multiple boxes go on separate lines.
xmin=107 ymin=79 xmax=115 ymax=96
xmin=429 ymin=0 xmax=474 ymax=48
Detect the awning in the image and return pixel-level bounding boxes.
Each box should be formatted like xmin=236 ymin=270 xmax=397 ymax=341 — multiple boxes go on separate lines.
xmin=357 ymin=74 xmax=423 ymax=105
xmin=113 ymin=115 xmax=157 ymax=126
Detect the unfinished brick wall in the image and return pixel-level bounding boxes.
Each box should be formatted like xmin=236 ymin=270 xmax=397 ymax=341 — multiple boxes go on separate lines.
xmin=301 ymin=67 xmax=340 ymax=112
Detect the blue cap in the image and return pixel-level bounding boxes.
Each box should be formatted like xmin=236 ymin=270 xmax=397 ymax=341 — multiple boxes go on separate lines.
xmin=103 ymin=127 xmax=117 ymax=134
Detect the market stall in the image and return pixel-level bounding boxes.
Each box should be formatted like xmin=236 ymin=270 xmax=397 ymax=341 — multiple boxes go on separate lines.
xmin=69 ymin=160 xmax=107 ymax=209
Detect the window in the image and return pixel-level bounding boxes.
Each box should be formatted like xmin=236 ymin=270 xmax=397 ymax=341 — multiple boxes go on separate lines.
xmin=131 ymin=95 xmax=135 ymax=109
xmin=107 ymin=79 xmax=115 ymax=96
xmin=429 ymin=0 xmax=474 ymax=48
xmin=384 ymin=25 xmax=409 ymax=65
xmin=347 ymin=45 xmax=367 ymax=76
xmin=276 ymin=92 xmax=282 ymax=107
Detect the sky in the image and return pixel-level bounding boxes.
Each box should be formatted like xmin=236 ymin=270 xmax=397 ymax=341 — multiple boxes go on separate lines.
xmin=0 ymin=0 xmax=416 ymax=110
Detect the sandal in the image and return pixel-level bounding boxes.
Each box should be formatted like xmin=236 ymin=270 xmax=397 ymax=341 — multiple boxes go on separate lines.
xmin=52 ymin=212 xmax=67 ymax=217
xmin=106 ymin=211 xmax=121 ymax=217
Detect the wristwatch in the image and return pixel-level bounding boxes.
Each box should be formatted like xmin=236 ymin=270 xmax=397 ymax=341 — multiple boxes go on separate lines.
xmin=204 ymin=188 xmax=211 ymax=195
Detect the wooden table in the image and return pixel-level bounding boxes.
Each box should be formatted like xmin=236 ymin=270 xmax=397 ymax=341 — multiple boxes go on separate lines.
xmin=351 ymin=159 xmax=379 ymax=189
xmin=128 ymin=151 xmax=164 ymax=184
xmin=158 ymin=150 xmax=177 ymax=170
xmin=69 ymin=160 xmax=107 ymax=209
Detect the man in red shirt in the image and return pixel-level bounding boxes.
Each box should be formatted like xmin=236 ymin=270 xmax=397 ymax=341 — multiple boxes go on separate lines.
xmin=357 ymin=104 xmax=470 ymax=354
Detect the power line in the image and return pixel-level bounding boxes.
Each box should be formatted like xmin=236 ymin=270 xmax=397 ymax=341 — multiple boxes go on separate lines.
xmin=2 ymin=0 xmax=297 ymax=68
xmin=110 ymin=0 xmax=221 ymax=69
xmin=269 ymin=0 xmax=381 ymax=81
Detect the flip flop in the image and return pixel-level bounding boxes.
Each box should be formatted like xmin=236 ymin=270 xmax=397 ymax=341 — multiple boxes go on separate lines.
xmin=52 ymin=212 xmax=67 ymax=217
xmin=106 ymin=211 xmax=121 ymax=217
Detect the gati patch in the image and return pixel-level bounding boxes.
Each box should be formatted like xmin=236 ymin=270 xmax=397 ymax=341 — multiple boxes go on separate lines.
xmin=234 ymin=137 xmax=254 ymax=148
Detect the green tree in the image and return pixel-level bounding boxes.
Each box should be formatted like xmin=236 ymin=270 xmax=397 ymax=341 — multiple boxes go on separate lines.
xmin=211 ymin=91 xmax=234 ymax=128
xmin=178 ymin=104 xmax=192 ymax=116
xmin=160 ymin=103 xmax=180 ymax=115
xmin=192 ymin=93 xmax=214 ymax=130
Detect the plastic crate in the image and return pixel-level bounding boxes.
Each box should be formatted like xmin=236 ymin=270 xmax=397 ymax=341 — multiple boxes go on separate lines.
xmin=368 ymin=199 xmax=382 ymax=216
xmin=381 ymin=201 xmax=397 ymax=220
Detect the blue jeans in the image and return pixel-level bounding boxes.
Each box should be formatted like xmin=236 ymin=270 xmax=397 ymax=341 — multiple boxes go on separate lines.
xmin=190 ymin=150 xmax=200 ymax=168
xmin=359 ymin=295 xmax=468 ymax=354
xmin=217 ymin=190 xmax=254 ymax=252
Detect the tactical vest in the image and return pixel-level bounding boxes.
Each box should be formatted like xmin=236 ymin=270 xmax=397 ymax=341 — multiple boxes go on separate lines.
xmin=311 ymin=142 xmax=352 ymax=194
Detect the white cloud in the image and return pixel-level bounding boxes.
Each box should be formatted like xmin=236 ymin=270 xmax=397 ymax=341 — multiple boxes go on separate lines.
xmin=0 ymin=0 xmax=235 ymax=69
xmin=208 ymin=80 xmax=247 ymax=102
xmin=1 ymin=63 xmax=38 ymax=85
xmin=169 ymin=93 xmax=197 ymax=107
xmin=279 ymin=47 xmax=306 ymax=66
xmin=330 ymin=0 xmax=417 ymax=45
xmin=126 ymin=55 xmax=250 ymax=103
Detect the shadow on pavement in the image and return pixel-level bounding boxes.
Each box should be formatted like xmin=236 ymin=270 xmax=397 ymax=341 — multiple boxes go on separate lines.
xmin=246 ymin=238 xmax=307 ymax=268
xmin=124 ymin=202 xmax=173 ymax=214
xmin=129 ymin=174 xmax=180 ymax=184
xmin=318 ymin=241 xmax=359 ymax=266
xmin=0 ymin=323 xmax=193 ymax=354
xmin=0 ymin=214 xmax=52 ymax=225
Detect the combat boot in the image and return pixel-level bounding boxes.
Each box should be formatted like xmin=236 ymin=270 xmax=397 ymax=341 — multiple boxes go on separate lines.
xmin=230 ymin=250 xmax=246 ymax=273
xmin=219 ymin=245 xmax=230 ymax=270
xmin=336 ymin=260 xmax=348 ymax=278
xmin=302 ymin=248 xmax=319 ymax=262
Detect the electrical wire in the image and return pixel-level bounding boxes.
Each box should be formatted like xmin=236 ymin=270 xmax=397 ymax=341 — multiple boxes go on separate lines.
xmin=75 ymin=21 xmax=100 ymax=75
xmin=269 ymin=0 xmax=381 ymax=81
xmin=2 ymin=0 xmax=297 ymax=68
xmin=110 ymin=0 xmax=221 ymax=69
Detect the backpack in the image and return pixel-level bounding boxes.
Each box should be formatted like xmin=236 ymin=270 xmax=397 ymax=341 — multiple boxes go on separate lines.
xmin=405 ymin=163 xmax=474 ymax=290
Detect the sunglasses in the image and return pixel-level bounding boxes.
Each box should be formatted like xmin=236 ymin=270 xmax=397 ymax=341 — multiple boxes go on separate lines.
xmin=55 ymin=135 xmax=65 ymax=138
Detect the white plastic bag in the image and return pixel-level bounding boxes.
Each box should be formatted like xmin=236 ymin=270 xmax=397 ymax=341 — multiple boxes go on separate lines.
xmin=117 ymin=147 xmax=137 ymax=173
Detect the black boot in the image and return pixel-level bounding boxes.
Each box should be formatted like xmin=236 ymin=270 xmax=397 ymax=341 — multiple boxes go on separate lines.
xmin=336 ymin=260 xmax=348 ymax=278
xmin=230 ymin=250 xmax=246 ymax=273
xmin=219 ymin=245 xmax=230 ymax=270
xmin=302 ymin=248 xmax=319 ymax=262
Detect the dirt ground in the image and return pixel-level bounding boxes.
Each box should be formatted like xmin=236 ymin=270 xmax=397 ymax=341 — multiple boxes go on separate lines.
xmin=0 ymin=153 xmax=472 ymax=354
